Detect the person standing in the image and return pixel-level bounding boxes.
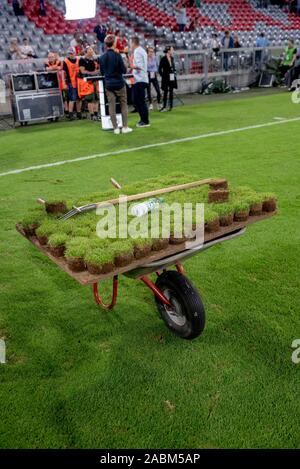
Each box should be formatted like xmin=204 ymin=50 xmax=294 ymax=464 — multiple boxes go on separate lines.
xmin=175 ymin=5 xmax=188 ymax=32
xmin=78 ymin=46 xmax=100 ymax=121
xmin=159 ymin=46 xmax=177 ymax=112
xmin=221 ymin=30 xmax=234 ymax=71
xmin=45 ymin=52 xmax=68 ymax=115
xmin=94 ymin=18 xmax=107 ymax=55
xmin=12 ymin=0 xmax=24 ymax=17
xmin=280 ymin=39 xmax=297 ymax=78
xmin=38 ymin=0 xmax=46 ymax=16
xmin=255 ymin=32 xmax=269 ymax=64
xmin=130 ymin=37 xmax=150 ymax=128
xmin=114 ymin=30 xmax=127 ymax=54
xmin=147 ymin=46 xmax=161 ymax=110
xmin=99 ymin=35 xmax=132 ymax=134
xmin=63 ymin=47 xmax=82 ymax=120
xmin=233 ymin=35 xmax=242 ymax=48
xmin=208 ymin=33 xmax=220 ymax=54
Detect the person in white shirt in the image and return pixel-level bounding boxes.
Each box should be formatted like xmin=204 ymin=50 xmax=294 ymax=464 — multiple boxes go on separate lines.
xmin=130 ymin=36 xmax=150 ymax=128
xmin=175 ymin=6 xmax=187 ymax=32
xmin=19 ymin=37 xmax=36 ymax=58
xmin=210 ymin=34 xmax=220 ymax=53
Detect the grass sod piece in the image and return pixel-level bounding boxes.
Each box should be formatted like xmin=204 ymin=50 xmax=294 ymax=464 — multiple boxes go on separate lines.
xmin=204 ymin=208 xmax=220 ymax=233
xmin=132 ymin=237 xmax=153 ymax=260
xmin=64 ymin=237 xmax=90 ymax=272
xmin=244 ymin=193 xmax=264 ymax=216
xmin=47 ymin=233 xmax=68 ymax=258
xmin=261 ymin=192 xmax=278 ymax=212
xmin=84 ymin=247 xmax=116 ymax=275
xmin=111 ymin=240 xmax=135 ymax=268
xmin=212 ymin=202 xmax=235 ymax=227
xmin=208 ymin=189 xmax=230 ymax=203
xmin=45 ymin=200 xmax=68 ymax=215
xmin=233 ymin=200 xmax=250 ymax=222
xmin=55 ymin=219 xmax=76 ymax=236
xmin=20 ymin=207 xmax=46 ymax=236
xmin=169 ymin=217 xmax=187 ymax=245
xmin=35 ymin=218 xmax=58 ymax=244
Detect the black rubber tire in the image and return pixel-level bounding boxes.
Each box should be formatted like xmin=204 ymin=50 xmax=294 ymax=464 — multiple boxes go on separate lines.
xmin=155 ymin=271 xmax=205 ymax=340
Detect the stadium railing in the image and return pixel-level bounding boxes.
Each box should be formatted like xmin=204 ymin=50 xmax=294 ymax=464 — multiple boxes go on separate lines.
xmin=0 ymin=46 xmax=286 ymax=117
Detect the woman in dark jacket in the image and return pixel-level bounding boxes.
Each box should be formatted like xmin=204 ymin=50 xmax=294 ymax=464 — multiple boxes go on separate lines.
xmin=158 ymin=46 xmax=177 ymax=112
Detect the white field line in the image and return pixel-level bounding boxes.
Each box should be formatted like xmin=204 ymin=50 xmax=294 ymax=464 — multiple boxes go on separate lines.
xmin=0 ymin=116 xmax=299 ymax=178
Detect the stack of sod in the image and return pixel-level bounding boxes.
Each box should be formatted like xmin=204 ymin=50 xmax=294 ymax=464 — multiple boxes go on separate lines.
xmin=19 ymin=175 xmax=278 ymax=276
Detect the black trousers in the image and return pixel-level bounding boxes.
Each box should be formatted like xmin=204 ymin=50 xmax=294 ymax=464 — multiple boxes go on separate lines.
xmin=147 ymin=75 xmax=161 ymax=104
xmin=163 ymin=85 xmax=174 ymax=109
xmin=133 ymin=82 xmax=149 ymax=124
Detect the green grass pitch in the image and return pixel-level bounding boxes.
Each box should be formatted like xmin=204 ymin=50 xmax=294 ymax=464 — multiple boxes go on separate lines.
xmin=0 ymin=91 xmax=299 ymax=448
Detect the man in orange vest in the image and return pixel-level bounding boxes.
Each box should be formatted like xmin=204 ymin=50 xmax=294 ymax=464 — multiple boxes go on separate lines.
xmin=45 ymin=51 xmax=68 ymax=115
xmin=63 ymin=47 xmax=82 ymax=120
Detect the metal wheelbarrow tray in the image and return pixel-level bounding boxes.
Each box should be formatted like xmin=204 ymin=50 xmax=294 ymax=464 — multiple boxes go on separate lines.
xmin=16 ymin=212 xmax=275 ymax=340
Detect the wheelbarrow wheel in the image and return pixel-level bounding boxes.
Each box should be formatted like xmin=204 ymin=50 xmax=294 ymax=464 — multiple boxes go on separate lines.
xmin=155 ymin=271 xmax=205 ymax=340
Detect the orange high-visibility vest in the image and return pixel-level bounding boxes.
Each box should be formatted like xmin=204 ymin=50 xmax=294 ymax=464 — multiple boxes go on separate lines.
xmin=77 ymin=77 xmax=94 ymax=98
xmin=64 ymin=57 xmax=79 ymax=88
xmin=77 ymin=60 xmax=99 ymax=97
xmin=58 ymin=69 xmax=68 ymax=91
xmin=45 ymin=60 xmax=67 ymax=91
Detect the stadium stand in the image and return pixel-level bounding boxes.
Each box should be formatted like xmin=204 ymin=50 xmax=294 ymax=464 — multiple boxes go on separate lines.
xmin=0 ymin=0 xmax=300 ymax=61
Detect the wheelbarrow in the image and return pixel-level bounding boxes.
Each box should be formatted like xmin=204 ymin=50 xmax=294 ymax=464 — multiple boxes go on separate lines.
xmin=92 ymin=227 xmax=246 ymax=340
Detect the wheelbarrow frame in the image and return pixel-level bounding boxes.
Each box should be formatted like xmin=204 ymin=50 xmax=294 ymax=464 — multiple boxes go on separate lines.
xmin=92 ymin=227 xmax=246 ymax=310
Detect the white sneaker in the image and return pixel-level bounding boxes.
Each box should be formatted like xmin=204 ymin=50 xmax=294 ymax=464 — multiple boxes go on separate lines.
xmin=122 ymin=127 xmax=133 ymax=134
xmin=114 ymin=128 xmax=121 ymax=135
xmin=149 ymin=104 xmax=153 ymax=110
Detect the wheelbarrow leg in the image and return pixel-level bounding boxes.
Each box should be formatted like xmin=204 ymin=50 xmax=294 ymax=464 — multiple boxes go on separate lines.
xmin=93 ymin=275 xmax=118 ymax=310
